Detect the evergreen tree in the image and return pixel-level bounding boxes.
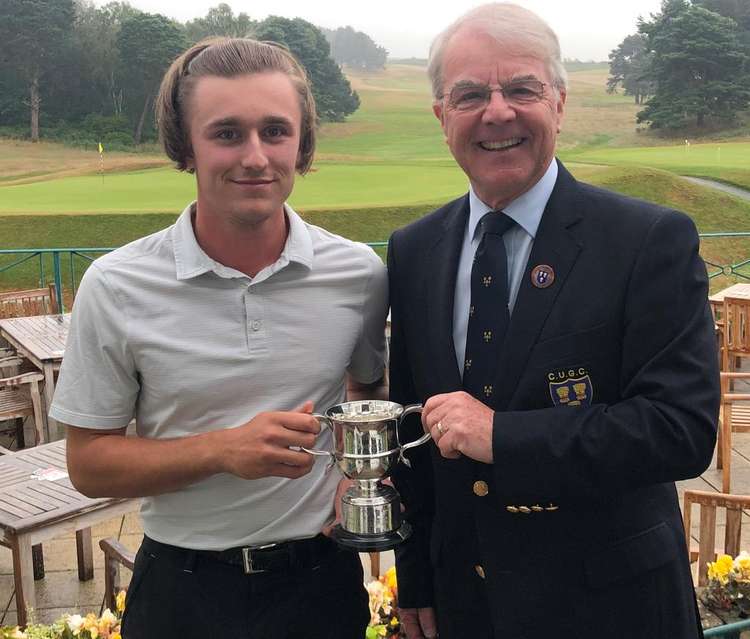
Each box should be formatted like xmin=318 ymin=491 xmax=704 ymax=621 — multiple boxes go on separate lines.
xmin=323 ymin=26 xmax=388 ymax=70
xmin=116 ymin=11 xmax=186 ymax=143
xmin=0 ymin=0 xmax=75 ymax=141
xmin=184 ymin=3 xmax=254 ymax=44
xmin=607 ymin=34 xmax=653 ymax=105
xmin=254 ymin=16 xmax=359 ymax=121
xmin=637 ymin=0 xmax=750 ymax=129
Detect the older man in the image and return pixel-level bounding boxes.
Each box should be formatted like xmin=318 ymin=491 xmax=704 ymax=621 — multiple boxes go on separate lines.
xmin=387 ymin=4 xmax=719 ymax=639
xmin=52 ymin=38 xmax=387 ymax=638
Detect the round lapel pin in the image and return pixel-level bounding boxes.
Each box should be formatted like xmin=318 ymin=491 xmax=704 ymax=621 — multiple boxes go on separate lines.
xmin=531 ymin=264 xmax=555 ymax=289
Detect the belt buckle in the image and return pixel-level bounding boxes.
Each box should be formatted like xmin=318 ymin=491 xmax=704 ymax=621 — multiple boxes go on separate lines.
xmin=242 ymin=543 xmax=277 ymax=575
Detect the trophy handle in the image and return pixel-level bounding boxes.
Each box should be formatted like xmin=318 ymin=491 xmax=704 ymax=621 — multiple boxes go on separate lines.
xmin=397 ymin=404 xmax=431 ymax=468
xmin=300 ymin=414 xmax=336 ymax=471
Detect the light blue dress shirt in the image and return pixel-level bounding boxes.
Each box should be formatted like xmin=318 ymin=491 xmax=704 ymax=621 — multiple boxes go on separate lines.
xmin=453 ymin=160 xmax=558 ymax=377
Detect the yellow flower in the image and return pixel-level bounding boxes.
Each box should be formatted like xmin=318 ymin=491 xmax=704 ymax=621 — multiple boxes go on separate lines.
xmin=83 ymin=613 xmax=98 ymax=628
xmin=111 ymin=634 xmax=122 ymax=639
xmin=115 ymin=590 xmax=126 ymax=614
xmin=708 ymin=554 xmax=734 ymax=584
xmin=383 ymin=566 xmax=397 ymax=593
xmin=99 ymin=609 xmax=118 ymax=628
xmin=734 ymin=551 xmax=750 ymax=582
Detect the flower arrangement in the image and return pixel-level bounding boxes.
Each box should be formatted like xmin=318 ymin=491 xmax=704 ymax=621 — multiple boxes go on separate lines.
xmin=704 ymin=551 xmax=750 ymax=614
xmin=0 ymin=591 xmax=125 ymax=639
xmin=366 ymin=566 xmax=401 ymax=639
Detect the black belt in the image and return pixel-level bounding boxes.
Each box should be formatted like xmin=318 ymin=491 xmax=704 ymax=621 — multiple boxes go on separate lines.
xmin=142 ymin=534 xmax=336 ymax=575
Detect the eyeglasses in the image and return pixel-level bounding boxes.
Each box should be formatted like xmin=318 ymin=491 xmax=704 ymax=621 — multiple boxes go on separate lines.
xmin=442 ymin=79 xmax=547 ymax=112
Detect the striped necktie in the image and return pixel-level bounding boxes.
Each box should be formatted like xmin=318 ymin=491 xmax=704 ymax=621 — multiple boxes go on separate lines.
xmin=462 ymin=211 xmax=515 ymax=401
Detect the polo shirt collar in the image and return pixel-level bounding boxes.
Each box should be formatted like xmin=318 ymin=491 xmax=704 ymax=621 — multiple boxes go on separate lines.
xmin=467 ymin=158 xmax=558 ymax=242
xmin=173 ymin=202 xmax=313 ymax=281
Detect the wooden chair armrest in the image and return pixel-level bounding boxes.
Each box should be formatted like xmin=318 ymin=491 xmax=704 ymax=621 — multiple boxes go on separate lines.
xmin=721 ymin=372 xmax=750 ymax=379
xmin=99 ymin=537 xmax=135 ymax=570
xmin=723 ymin=393 xmax=750 ymax=402
xmin=99 ymin=536 xmax=135 ymax=612
xmin=0 ymin=372 xmax=44 ymax=387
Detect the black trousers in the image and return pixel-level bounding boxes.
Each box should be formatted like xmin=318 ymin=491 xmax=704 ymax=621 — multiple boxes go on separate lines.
xmin=121 ymin=535 xmax=369 ymax=639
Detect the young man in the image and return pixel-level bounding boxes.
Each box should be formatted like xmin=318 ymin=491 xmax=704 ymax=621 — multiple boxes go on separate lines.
xmin=52 ymin=38 xmax=387 ymax=638
xmin=387 ymin=4 xmax=719 ymax=639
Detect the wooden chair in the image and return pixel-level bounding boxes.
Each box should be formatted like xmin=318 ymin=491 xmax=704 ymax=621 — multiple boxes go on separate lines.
xmin=0 ymin=356 xmax=45 ymax=447
xmin=716 ymin=372 xmax=750 ymax=493
xmin=99 ymin=537 xmax=134 ymax=613
xmin=0 ymin=284 xmax=58 ymax=320
xmin=722 ymin=296 xmax=750 ymax=373
xmin=683 ymin=490 xmax=750 ymax=586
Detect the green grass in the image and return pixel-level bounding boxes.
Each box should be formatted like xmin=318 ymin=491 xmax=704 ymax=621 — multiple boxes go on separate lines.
xmin=564 ymin=141 xmax=750 ymax=190
xmin=0 ymin=163 xmax=469 ymax=215
xmin=2 ymin=166 xmax=749 ymax=294
xmin=0 ymin=204 xmax=436 ymax=290
xmin=3 ymin=64 xmax=748 ymax=215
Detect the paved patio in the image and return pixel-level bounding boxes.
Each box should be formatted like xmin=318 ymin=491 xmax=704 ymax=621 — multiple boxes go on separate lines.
xmin=0 ymin=414 xmax=744 ymax=626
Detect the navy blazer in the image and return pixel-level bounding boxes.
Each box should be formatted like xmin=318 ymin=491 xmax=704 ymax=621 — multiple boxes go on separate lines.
xmin=387 ymin=161 xmax=719 ymax=639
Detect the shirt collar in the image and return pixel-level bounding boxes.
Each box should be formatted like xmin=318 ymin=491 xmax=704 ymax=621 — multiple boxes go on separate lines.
xmin=467 ymin=159 xmax=558 ymax=242
xmin=173 ymin=201 xmax=313 ymax=281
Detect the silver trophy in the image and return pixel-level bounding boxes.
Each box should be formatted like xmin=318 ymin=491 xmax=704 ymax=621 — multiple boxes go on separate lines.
xmin=303 ymin=400 xmax=430 ymax=551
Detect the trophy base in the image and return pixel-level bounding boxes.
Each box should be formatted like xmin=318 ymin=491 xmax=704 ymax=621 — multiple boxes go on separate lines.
xmin=330 ymin=520 xmax=412 ymax=552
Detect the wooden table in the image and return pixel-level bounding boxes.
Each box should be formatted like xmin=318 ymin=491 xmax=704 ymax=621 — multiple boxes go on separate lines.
xmin=0 ymin=314 xmax=70 ymax=441
xmin=709 ymin=283 xmax=750 ymax=318
xmin=710 ymin=283 xmax=750 ymax=303
xmin=0 ymin=440 xmax=140 ymax=626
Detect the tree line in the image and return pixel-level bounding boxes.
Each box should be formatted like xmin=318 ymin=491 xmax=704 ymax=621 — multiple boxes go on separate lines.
xmin=0 ymin=1 xmax=388 ymax=146
xmin=608 ymin=0 xmax=750 ymax=131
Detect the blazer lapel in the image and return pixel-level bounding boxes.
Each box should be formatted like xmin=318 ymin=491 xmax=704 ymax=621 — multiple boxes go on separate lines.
xmin=426 ymin=196 xmax=469 ymax=392
xmin=494 ymin=162 xmax=584 ymax=408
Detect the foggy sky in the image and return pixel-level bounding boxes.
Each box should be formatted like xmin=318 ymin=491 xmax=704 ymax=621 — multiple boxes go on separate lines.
xmin=93 ymin=0 xmax=665 ymax=61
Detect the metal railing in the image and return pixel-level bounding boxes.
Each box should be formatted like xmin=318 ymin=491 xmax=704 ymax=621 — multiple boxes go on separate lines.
xmin=700 ymin=232 xmax=750 ymax=281
xmin=703 ymin=616 xmax=750 ymax=637
xmin=0 ymin=234 xmax=746 ymax=312
xmin=0 ymin=248 xmax=114 ymax=312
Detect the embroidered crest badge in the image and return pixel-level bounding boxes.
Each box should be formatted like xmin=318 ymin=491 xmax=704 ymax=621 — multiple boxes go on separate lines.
xmin=548 ymin=368 xmax=593 ymax=407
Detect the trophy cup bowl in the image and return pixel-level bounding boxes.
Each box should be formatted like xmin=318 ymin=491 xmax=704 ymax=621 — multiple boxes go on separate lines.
xmin=303 ymin=400 xmax=430 ymax=551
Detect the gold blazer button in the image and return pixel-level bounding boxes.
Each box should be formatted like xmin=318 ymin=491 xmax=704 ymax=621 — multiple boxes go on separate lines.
xmin=506 ymin=505 xmax=519 ymax=513
xmin=473 ymin=481 xmax=489 ymax=497
xmin=518 ymin=506 xmax=532 ymax=514
xmin=475 ymin=565 xmax=486 ymax=579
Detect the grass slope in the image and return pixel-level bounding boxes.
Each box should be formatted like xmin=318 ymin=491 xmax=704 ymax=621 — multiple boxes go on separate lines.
xmin=565 ymin=141 xmax=750 ymax=190
xmin=2 ymin=167 xmax=749 ymax=294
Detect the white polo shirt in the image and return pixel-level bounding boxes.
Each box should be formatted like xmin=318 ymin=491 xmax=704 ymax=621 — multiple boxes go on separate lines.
xmin=50 ymin=202 xmax=388 ymax=549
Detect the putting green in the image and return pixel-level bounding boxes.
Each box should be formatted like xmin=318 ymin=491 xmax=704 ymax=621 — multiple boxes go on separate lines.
xmin=0 ymin=162 xmax=469 ymax=215
xmin=566 ymin=141 xmax=750 ymax=174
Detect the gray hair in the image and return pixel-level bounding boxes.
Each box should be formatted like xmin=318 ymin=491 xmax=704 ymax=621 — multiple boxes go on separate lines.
xmin=427 ymin=3 xmax=568 ymax=100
